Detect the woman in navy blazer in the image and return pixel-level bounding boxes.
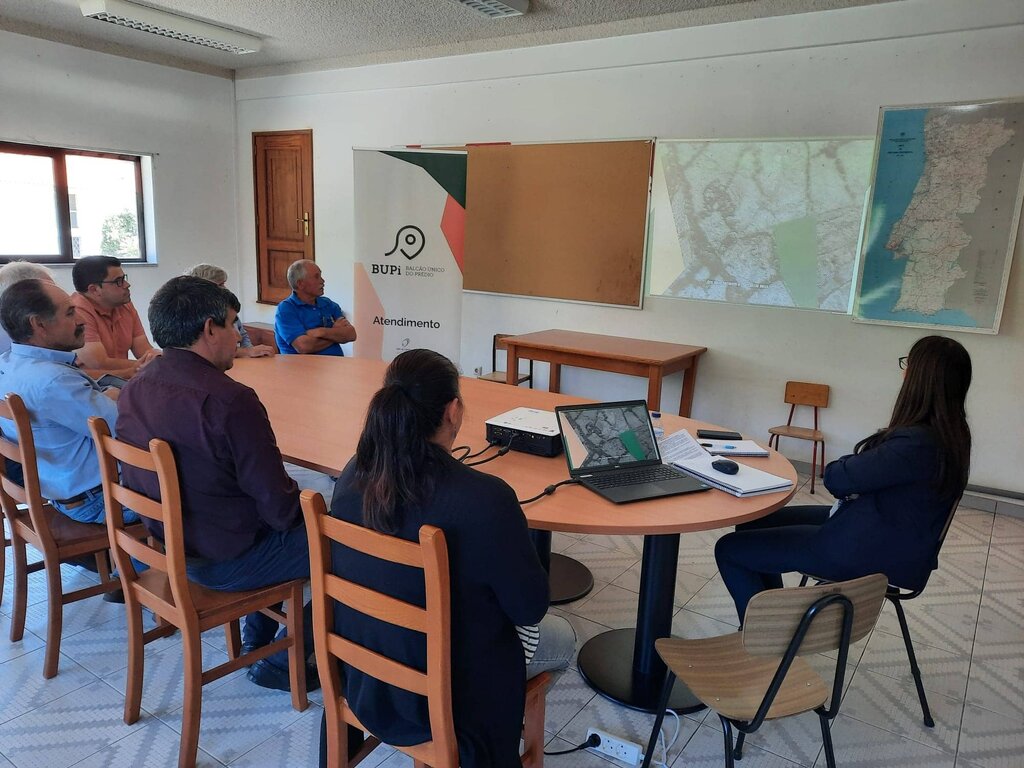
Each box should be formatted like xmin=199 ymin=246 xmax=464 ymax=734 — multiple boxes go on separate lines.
xmin=715 ymin=335 xmax=972 ymax=623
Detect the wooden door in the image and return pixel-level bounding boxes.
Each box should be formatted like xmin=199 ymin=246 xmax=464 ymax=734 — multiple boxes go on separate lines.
xmin=253 ymin=130 xmax=314 ymax=304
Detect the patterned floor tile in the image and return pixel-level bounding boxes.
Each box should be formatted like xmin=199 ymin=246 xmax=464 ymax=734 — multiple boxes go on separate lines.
xmin=67 ymin=719 xmax=224 ymax=768
xmin=562 ymin=540 xmax=640 ymax=584
xmin=60 ymin=613 xmax=179 ymax=679
xmin=964 ymin=661 xmax=1024 ymax=720
xmin=559 ymin=694 xmax=699 ymax=767
xmin=840 ymin=668 xmax=964 ymax=754
xmin=857 ymin=627 xmax=971 ymax=700
xmin=612 ymin=562 xmax=709 ymax=608
xmin=819 ymin=713 xmax=955 ymax=767
xmin=229 ymin=703 xmax=323 ymax=767
xmin=676 ymin=533 xmax=721 ymax=579
xmin=102 ymin=636 xmax=244 ymax=718
xmin=681 ymin=575 xmax=740 ymax=626
xmin=549 ymin=608 xmax=612 ymax=659
xmin=956 ymin=702 xmax=1024 ymax=768
xmin=21 ymin=592 xmax=127 ymax=644
xmin=155 ymin=669 xmax=309 ymax=765
xmin=573 ymin=584 xmax=641 ymax=630
xmin=674 ymin=723 xmax=804 ymax=767
xmin=543 ymin=666 xmax=597 ymax=735
xmin=700 ymin=709 xmax=828 ymax=766
xmin=874 ymin=601 xmax=978 ymax=656
xmin=983 ymin=549 xmax=1024 ymax=585
xmin=0 ymin=613 xmax=44 ymax=665
xmin=0 ymin=647 xmax=98 ymax=724
xmin=553 ymin=532 xmax=581 ymax=553
xmin=582 ymin=534 xmax=644 ymax=558
xmin=0 ymin=679 xmax=146 ymax=768
xmin=1 ymin=564 xmax=100 ymax=611
xmin=990 ymin=514 xmax=1024 ymax=543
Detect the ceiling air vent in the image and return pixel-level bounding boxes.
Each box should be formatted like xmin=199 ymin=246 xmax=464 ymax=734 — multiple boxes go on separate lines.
xmin=79 ymin=0 xmax=262 ymax=54
xmin=453 ymin=0 xmax=529 ymax=19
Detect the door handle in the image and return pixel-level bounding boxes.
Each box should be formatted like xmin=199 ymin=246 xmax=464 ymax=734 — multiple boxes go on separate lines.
xmin=297 ymin=212 xmax=309 ymax=237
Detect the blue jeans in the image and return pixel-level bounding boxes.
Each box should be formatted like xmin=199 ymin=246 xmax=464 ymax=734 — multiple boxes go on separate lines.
xmin=525 ymin=614 xmax=576 ymax=678
xmin=52 ymin=486 xmax=141 ymax=525
xmin=187 ymin=525 xmax=312 ymax=671
xmin=715 ymin=505 xmax=856 ymax=624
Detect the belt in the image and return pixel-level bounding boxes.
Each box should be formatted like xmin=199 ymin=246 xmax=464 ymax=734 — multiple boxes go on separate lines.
xmin=54 ymin=484 xmax=103 ymax=508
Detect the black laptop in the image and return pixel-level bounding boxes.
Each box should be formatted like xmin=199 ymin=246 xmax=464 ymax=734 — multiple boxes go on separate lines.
xmin=555 ymin=400 xmax=710 ymax=504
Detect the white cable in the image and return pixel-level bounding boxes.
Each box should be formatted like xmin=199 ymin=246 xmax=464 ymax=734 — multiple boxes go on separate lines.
xmin=644 ymin=709 xmax=682 ymax=768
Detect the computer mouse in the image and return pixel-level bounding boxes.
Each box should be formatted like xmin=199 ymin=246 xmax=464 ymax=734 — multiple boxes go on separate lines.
xmin=712 ymin=458 xmax=739 ymax=475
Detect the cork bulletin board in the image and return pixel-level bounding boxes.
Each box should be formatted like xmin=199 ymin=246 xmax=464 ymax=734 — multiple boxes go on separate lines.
xmin=462 ymin=140 xmax=654 ymax=307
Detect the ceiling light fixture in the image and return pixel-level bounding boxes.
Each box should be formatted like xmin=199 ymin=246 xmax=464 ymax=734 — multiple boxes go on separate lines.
xmin=79 ymin=0 xmax=262 ymax=54
xmin=453 ymin=0 xmax=529 ymax=19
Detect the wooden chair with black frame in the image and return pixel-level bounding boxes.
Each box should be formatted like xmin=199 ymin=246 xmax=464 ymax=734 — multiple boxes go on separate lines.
xmin=640 ymin=574 xmax=888 ymax=768
xmin=0 ymin=393 xmax=140 ymax=679
xmin=89 ymin=416 xmax=309 ymax=768
xmin=302 ymin=489 xmax=550 ymax=768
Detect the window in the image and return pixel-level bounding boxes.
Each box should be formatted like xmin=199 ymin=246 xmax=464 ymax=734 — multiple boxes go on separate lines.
xmin=0 ymin=141 xmax=147 ymax=264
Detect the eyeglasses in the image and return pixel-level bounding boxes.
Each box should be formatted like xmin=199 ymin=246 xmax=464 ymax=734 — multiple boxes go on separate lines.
xmin=898 ymin=356 xmax=908 ymax=370
xmin=97 ymin=274 xmax=128 ymax=288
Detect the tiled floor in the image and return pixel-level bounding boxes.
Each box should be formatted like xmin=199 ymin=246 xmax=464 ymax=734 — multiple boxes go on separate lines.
xmin=2 ymin=473 xmax=1022 ymax=768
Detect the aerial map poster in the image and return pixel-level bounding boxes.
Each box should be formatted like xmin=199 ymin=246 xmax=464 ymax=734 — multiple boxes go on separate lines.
xmin=853 ymin=99 xmax=1024 ymax=333
xmin=648 ymin=137 xmax=874 ymax=311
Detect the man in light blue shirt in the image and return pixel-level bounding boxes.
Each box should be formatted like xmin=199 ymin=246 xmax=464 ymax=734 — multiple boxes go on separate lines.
xmin=274 ymin=260 xmax=356 ymax=356
xmin=0 ymin=279 xmax=137 ymax=525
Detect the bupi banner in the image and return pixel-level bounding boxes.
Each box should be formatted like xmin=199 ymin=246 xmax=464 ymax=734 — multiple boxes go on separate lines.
xmin=353 ymin=149 xmax=466 ymax=362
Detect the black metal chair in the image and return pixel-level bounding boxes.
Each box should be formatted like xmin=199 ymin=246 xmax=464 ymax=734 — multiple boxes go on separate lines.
xmin=640 ymin=574 xmax=887 ymax=768
xmin=798 ymin=495 xmax=962 ymax=728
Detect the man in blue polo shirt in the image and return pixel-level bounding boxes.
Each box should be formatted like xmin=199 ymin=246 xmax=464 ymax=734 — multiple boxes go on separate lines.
xmin=274 ymin=260 xmax=356 ymax=356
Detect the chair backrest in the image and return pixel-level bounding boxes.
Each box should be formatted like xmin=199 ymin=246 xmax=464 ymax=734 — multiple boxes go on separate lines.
xmin=492 ymin=334 xmax=512 ymax=371
xmin=302 ymin=490 xmax=458 ymax=767
xmin=0 ymin=393 xmax=58 ymax=552
xmin=783 ymin=381 xmax=830 ymax=408
xmin=89 ymin=416 xmax=199 ymax=621
xmin=743 ymin=573 xmax=887 ymax=657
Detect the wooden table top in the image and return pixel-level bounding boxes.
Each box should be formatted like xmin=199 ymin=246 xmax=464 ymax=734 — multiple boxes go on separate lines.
xmin=504 ymin=329 xmax=707 ymax=365
xmin=228 ymin=355 xmax=795 ymax=536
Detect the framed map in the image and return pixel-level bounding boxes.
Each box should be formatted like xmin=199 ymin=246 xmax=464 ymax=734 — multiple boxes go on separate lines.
xmin=648 ymin=137 xmax=874 ymax=311
xmin=853 ymin=99 xmax=1024 ymax=333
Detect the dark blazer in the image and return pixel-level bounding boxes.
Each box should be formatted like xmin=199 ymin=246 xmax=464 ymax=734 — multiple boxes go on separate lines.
xmin=814 ymin=426 xmax=958 ymax=590
xmin=328 ymin=451 xmax=549 ymax=768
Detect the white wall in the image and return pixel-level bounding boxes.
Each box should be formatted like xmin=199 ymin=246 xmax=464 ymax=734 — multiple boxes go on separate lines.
xmin=0 ymin=30 xmax=237 ymax=311
xmin=233 ymin=0 xmax=1024 ymax=490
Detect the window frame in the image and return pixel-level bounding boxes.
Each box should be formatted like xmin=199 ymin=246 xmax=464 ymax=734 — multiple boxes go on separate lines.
xmin=0 ymin=140 xmax=147 ymax=265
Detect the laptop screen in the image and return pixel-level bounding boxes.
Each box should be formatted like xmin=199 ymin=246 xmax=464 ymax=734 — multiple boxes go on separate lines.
xmin=556 ymin=401 xmax=660 ymax=473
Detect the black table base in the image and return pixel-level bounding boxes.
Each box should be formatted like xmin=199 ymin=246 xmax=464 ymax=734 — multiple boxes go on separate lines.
xmin=549 ymin=552 xmax=594 ymax=604
xmin=577 ymin=628 xmax=705 ymax=713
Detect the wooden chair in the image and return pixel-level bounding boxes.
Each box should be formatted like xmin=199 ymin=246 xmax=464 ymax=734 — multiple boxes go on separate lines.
xmin=0 ymin=393 xmax=129 ymax=678
xmin=640 ymin=574 xmax=887 ymax=768
xmin=301 ymin=490 xmax=549 ymax=768
xmin=799 ymin=495 xmax=963 ymax=728
xmin=478 ymin=333 xmax=533 ymax=387
xmin=89 ymin=417 xmax=309 ymax=768
xmin=768 ymin=381 xmax=830 ymax=493
xmin=242 ymin=321 xmax=279 ymax=352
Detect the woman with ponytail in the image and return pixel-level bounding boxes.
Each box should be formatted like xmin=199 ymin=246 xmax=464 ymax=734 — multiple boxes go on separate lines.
xmin=715 ymin=335 xmax=972 ymax=623
xmin=323 ymin=349 xmax=574 ymax=768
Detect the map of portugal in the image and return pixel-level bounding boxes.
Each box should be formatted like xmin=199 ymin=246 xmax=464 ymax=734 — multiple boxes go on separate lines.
xmin=887 ymin=114 xmax=1013 ymax=315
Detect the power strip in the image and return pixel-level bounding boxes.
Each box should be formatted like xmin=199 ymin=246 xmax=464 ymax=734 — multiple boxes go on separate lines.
xmin=586 ymin=728 xmax=643 ymax=766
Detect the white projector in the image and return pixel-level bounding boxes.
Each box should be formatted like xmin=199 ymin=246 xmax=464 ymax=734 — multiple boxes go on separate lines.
xmin=484 ymin=407 xmax=563 ymax=458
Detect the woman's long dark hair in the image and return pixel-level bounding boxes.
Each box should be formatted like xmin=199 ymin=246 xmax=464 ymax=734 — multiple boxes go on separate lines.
xmin=855 ymin=335 xmax=972 ymax=499
xmin=354 ymin=349 xmax=461 ymax=533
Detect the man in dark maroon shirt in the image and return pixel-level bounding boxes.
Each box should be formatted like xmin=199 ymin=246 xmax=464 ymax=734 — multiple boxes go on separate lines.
xmin=117 ymin=275 xmax=314 ymax=692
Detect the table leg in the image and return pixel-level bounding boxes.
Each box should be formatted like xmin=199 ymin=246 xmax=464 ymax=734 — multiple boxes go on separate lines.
xmin=678 ymin=356 xmax=700 ymax=417
xmin=506 ymin=349 xmax=520 ymax=386
xmin=530 ymin=531 xmax=595 ymax=606
xmin=646 ymin=367 xmax=663 ymax=413
xmin=548 ymin=363 xmax=562 ymax=394
xmin=576 ymin=533 xmax=704 ymax=713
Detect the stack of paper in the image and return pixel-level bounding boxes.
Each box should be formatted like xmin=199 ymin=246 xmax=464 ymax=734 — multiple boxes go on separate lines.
xmin=660 ymin=430 xmax=792 ymax=497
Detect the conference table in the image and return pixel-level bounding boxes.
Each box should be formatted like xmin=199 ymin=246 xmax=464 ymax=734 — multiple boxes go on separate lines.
xmin=503 ymin=329 xmax=707 ymax=418
xmin=229 ymin=355 xmax=796 ymax=712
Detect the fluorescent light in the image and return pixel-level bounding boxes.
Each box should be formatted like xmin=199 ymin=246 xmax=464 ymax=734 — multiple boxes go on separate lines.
xmin=80 ymin=0 xmax=262 ymax=55
xmin=453 ymin=0 xmax=529 ymax=19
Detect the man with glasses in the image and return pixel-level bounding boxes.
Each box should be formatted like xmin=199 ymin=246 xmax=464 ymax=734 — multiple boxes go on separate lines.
xmin=70 ymin=256 xmax=159 ymax=378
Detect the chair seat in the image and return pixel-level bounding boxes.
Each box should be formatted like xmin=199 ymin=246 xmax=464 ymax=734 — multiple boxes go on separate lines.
xmin=7 ymin=505 xmax=146 ymax=558
xmin=655 ymin=634 xmax=828 ymax=721
xmin=478 ymin=370 xmax=531 ymax=385
xmin=134 ymin=569 xmax=304 ymax=631
xmin=768 ymin=425 xmax=824 ymax=442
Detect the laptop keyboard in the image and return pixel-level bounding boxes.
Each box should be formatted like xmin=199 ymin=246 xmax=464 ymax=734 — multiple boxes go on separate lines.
xmin=586 ymin=464 xmax=681 ymax=489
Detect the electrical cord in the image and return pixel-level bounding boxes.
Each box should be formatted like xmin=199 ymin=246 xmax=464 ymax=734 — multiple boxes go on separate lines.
xmin=451 ymin=445 xmax=471 ymax=461
xmin=647 ymin=709 xmax=682 ymax=768
xmin=544 ymin=732 xmax=601 ymax=756
xmin=518 ymin=478 xmax=579 ymax=505
xmin=464 ymin=437 xmax=515 ymax=467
